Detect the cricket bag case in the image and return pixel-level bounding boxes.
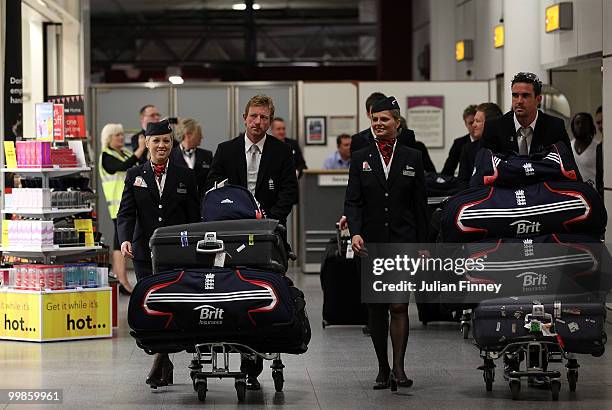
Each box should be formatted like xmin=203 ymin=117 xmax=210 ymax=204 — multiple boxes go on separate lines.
xmin=458 ymin=234 xmax=612 ymax=298
xmin=128 ymin=268 xmax=311 ymax=354
xmin=470 ymin=143 xmax=582 ymax=187
xmin=438 ymin=180 xmax=606 ymax=243
xmin=150 ymin=219 xmax=288 ymax=274
xmin=472 ymin=293 xmax=607 ymax=356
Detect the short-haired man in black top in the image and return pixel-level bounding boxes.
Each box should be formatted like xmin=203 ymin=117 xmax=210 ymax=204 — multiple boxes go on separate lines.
xmin=481 ymin=72 xmax=571 ymax=154
xmin=441 ymin=104 xmax=477 ymax=176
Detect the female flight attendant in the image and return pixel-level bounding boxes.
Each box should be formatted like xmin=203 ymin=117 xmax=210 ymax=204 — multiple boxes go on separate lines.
xmin=344 ymin=96 xmax=428 ymax=391
xmin=117 ymin=119 xmax=200 ymax=388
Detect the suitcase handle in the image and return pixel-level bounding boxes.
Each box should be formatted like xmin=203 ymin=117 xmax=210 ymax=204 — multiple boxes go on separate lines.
xmin=196 ymin=239 xmax=225 ymax=253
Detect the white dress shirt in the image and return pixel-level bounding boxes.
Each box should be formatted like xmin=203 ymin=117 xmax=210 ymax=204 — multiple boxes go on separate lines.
xmin=245 ymin=134 xmax=266 ymax=195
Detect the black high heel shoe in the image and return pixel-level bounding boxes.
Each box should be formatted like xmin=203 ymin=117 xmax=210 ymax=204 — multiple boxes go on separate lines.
xmin=390 ymin=371 xmax=413 ymax=391
xmin=389 ymin=372 xmax=397 ymax=392
xmin=373 ymin=368 xmax=391 ymax=390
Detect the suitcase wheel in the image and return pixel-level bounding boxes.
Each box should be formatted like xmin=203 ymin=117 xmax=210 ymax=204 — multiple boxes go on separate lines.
xmin=195 ymin=380 xmax=207 ymax=402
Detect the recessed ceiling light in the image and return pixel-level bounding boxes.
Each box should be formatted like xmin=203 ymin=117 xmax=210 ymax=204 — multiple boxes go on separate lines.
xmin=168 ymin=75 xmax=184 ymax=85
xmin=232 ymin=3 xmax=261 ymax=10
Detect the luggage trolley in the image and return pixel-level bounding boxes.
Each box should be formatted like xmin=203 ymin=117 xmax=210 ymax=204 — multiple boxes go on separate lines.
xmin=477 ymin=303 xmax=579 ymax=401
xmin=189 ymin=342 xmax=285 ymax=403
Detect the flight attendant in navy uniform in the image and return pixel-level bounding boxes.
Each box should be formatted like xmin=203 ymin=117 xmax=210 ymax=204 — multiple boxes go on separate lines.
xmin=117 ymin=119 xmax=200 ymax=389
xmin=344 ymin=96 xmax=428 ymax=391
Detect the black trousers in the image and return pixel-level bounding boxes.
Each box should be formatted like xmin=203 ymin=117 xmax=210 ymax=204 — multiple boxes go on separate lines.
xmin=133 ymin=259 xmax=153 ymax=281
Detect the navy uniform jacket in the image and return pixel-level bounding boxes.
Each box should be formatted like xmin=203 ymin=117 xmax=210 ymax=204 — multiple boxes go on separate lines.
xmin=170 ymin=146 xmax=213 ymax=197
xmin=205 ymin=134 xmax=298 ymax=225
xmin=284 ymin=137 xmax=307 ymax=178
xmin=441 ymin=134 xmax=471 ymax=176
xmin=344 ymin=143 xmax=428 ymax=243
xmin=117 ymin=161 xmax=200 ymax=262
xmin=481 ymin=110 xmax=571 ymax=154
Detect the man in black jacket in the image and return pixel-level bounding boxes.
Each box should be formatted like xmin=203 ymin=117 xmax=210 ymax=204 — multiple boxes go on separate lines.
xmin=206 ymin=96 xmax=298 ymax=227
xmin=441 ymin=104 xmax=477 ymax=176
xmin=270 ymin=117 xmax=307 ymax=178
xmin=131 ymin=104 xmax=161 ymax=164
xmin=205 ymin=95 xmax=298 ymax=391
xmin=481 ymin=72 xmax=571 ymax=154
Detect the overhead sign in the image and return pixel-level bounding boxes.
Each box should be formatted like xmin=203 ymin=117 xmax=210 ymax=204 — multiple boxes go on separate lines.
xmin=545 ymin=2 xmax=573 ymax=33
xmin=494 ymin=25 xmax=504 ymax=48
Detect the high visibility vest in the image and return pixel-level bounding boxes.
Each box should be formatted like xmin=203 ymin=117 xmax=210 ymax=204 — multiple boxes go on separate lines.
xmin=99 ymin=147 xmax=132 ymax=219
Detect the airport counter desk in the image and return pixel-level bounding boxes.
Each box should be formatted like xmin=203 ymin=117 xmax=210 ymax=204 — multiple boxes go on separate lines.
xmin=300 ymin=169 xmax=349 ymax=273
xmin=299 ymin=169 xmax=450 ymax=274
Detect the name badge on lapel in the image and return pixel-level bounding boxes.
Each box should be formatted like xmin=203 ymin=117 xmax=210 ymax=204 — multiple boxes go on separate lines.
xmin=134 ymin=176 xmax=148 ymax=187
xmin=362 ymin=161 xmax=372 ymax=172
xmin=177 ymin=182 xmax=187 ymax=194
xmin=402 ymin=165 xmax=415 ymax=177
xmin=268 ymin=178 xmax=275 ymax=190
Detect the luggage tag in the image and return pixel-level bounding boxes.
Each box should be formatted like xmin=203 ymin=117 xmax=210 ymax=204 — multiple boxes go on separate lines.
xmin=180 ymin=231 xmax=189 ymax=247
xmin=214 ymin=252 xmax=226 ymax=267
xmin=567 ymin=322 xmax=579 ymax=333
xmin=345 ymin=244 xmax=354 ymax=259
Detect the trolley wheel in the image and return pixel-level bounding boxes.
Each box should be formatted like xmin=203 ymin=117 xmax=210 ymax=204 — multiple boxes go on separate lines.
xmin=196 ymin=380 xmax=207 ymax=402
xmin=509 ymin=380 xmax=520 ymax=400
xmin=272 ymin=369 xmax=284 ymax=392
xmin=483 ymin=369 xmax=494 ymax=391
xmin=461 ymin=323 xmax=470 ymax=339
xmin=551 ymin=380 xmax=561 ymax=401
xmin=235 ymin=380 xmax=247 ymax=402
xmin=567 ymin=370 xmax=578 ymax=392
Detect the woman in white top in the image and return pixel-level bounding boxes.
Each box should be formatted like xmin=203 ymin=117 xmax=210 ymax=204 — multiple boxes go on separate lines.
xmin=571 ymin=112 xmax=603 ymax=197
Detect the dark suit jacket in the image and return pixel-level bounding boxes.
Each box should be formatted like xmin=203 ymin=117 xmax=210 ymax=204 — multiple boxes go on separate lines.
xmin=441 ymin=134 xmax=471 ymax=176
xmin=205 ymin=134 xmax=298 ymax=225
xmin=131 ymin=130 xmax=147 ymax=165
xmin=457 ymin=139 xmax=483 ymax=185
xmin=344 ymin=144 xmax=428 ymax=243
xmin=481 ymin=110 xmax=571 ymax=154
xmin=285 ymin=137 xmax=307 ymax=178
xmin=170 ymin=146 xmax=213 ymax=197
xmin=117 ymin=162 xmax=200 ymax=262
xmin=350 ymin=127 xmax=436 ymax=173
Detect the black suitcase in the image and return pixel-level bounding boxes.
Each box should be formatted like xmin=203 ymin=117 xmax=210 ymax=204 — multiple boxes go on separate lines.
xmin=470 ymin=143 xmax=581 ymax=187
xmin=150 ymin=219 xmax=288 ymax=274
xmin=320 ymin=229 xmax=368 ymax=327
xmin=128 ymin=267 xmax=311 ymax=354
xmin=439 ymin=181 xmax=606 ymax=243
xmin=472 ymin=293 xmax=607 ymax=356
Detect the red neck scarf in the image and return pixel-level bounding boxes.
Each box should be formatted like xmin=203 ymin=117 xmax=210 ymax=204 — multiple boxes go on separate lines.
xmin=152 ymin=162 xmax=167 ymax=181
xmin=375 ymin=138 xmax=396 ymax=165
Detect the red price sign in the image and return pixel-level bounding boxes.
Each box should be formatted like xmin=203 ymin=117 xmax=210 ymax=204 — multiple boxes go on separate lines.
xmin=53 ymin=104 xmax=65 ymax=142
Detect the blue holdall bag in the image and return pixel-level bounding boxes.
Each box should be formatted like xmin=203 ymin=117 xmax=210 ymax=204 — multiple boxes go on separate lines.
xmin=202 ymin=183 xmax=265 ymax=222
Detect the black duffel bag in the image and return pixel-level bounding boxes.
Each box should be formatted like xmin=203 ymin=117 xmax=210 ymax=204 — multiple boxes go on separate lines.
xmin=470 ymin=143 xmax=582 ymax=187
xmin=439 ymin=180 xmax=606 ymax=243
xmin=128 ymin=268 xmax=311 ymax=355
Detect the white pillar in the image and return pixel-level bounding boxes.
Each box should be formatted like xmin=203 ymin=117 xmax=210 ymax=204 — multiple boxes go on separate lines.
xmin=502 ymin=0 xmax=546 ymax=111
xmin=429 ymin=0 xmax=456 ymax=81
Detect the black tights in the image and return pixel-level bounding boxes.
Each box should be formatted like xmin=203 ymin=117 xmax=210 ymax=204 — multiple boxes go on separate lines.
xmin=368 ymin=303 xmax=409 ymax=376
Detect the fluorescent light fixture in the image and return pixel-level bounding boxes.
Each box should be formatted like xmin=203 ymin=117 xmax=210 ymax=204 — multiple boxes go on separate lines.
xmin=545 ymin=2 xmax=573 ymax=33
xmin=455 ymin=40 xmax=473 ymax=61
xmin=232 ymin=3 xmax=261 ymax=10
xmin=168 ymin=75 xmax=184 ymax=85
xmin=494 ymin=24 xmax=504 ymax=48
